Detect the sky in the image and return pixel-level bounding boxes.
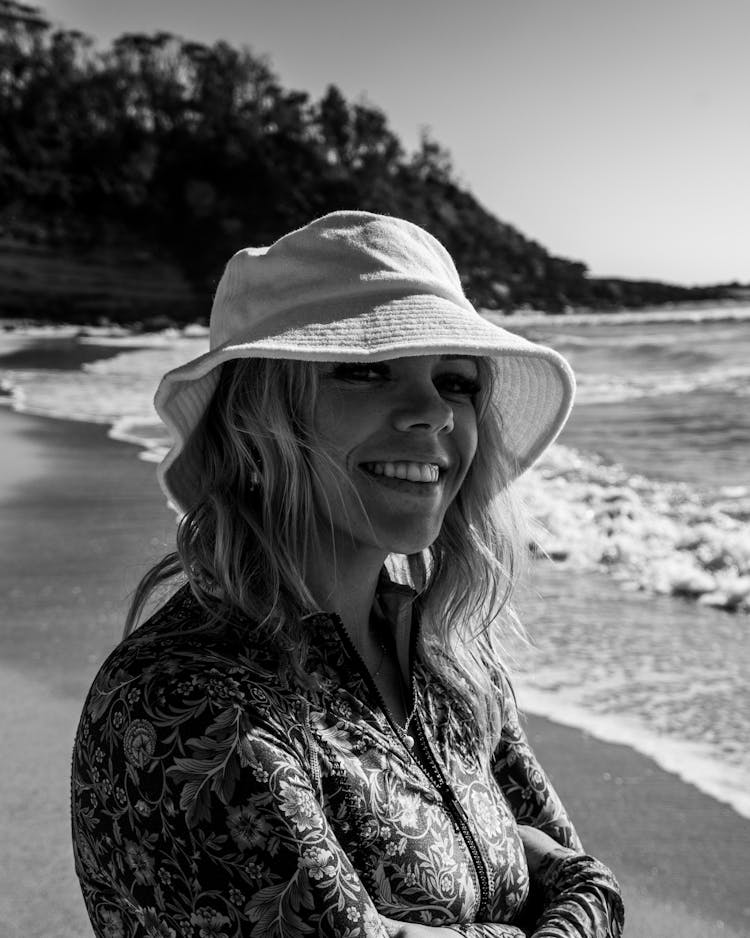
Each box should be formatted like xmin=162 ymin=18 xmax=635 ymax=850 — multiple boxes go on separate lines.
xmin=39 ymin=0 xmax=750 ymax=286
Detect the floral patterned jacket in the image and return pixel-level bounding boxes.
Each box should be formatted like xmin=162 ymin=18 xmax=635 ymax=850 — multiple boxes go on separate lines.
xmin=71 ymin=583 xmax=624 ymax=938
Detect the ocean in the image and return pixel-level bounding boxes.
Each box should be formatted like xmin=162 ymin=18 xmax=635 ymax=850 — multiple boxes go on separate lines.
xmin=1 ymin=306 xmax=749 ymax=818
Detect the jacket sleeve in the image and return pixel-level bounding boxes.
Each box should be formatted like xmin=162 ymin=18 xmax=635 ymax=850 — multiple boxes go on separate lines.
xmin=72 ymin=659 xmax=392 ymax=938
xmin=490 ymin=684 xmax=625 ymax=938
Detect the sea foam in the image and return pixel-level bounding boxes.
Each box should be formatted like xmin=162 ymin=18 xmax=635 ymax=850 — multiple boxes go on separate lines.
xmin=496 ymin=303 xmax=750 ymax=327
xmin=517 ymin=446 xmax=750 ymax=611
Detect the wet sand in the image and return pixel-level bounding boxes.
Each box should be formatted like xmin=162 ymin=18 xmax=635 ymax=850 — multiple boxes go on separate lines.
xmin=0 ymin=408 xmax=174 ymax=937
xmin=1 ymin=405 xmax=749 ymax=937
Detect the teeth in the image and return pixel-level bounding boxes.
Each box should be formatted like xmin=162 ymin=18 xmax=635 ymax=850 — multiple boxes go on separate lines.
xmin=363 ymin=461 xmax=440 ymax=483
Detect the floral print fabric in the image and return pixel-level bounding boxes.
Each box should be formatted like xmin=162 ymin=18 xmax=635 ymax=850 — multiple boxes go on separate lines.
xmin=71 ymin=586 xmax=624 ymax=937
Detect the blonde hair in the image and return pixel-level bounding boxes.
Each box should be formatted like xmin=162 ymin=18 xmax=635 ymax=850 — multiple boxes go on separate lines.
xmin=126 ymin=356 xmax=528 ymax=745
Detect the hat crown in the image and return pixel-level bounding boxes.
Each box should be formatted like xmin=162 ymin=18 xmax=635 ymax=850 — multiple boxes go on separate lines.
xmin=210 ymin=211 xmax=472 ymax=349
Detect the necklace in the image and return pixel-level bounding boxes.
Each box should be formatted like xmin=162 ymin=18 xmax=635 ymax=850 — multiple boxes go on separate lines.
xmin=369 ymin=611 xmax=419 ymax=750
xmin=398 ymin=678 xmax=419 ymax=750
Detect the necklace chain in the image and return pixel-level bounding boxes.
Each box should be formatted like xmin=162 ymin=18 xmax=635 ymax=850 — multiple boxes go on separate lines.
xmin=369 ymin=618 xmax=419 ymax=743
xmin=400 ymin=678 xmax=419 ymax=734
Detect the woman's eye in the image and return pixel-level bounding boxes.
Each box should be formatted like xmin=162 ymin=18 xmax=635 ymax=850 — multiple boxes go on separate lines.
xmin=437 ymin=374 xmax=481 ymax=397
xmin=329 ymin=363 xmax=389 ymax=382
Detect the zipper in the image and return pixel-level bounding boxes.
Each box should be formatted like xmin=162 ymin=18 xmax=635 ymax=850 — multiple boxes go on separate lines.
xmin=410 ymin=698 xmax=491 ymax=920
xmin=329 ymin=611 xmax=491 ymax=921
xmin=406 ymin=619 xmax=492 ymax=922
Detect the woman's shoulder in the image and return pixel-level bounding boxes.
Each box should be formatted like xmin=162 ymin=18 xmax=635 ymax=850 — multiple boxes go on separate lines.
xmin=103 ymin=584 xmax=245 ymax=669
xmin=78 ymin=585 xmax=290 ymax=728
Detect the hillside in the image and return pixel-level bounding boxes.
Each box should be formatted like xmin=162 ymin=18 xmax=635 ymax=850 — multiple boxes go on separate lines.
xmin=0 ymin=1 xmax=736 ymax=325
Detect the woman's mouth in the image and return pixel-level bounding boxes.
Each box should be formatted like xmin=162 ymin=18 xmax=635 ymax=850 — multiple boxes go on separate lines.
xmin=360 ymin=461 xmax=441 ymax=483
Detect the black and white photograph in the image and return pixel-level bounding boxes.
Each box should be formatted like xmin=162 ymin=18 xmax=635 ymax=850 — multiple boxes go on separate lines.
xmin=1 ymin=2 xmax=748 ymax=936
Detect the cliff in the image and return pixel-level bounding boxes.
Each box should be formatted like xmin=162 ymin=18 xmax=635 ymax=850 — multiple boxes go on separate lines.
xmin=0 ymin=2 xmax=736 ymax=324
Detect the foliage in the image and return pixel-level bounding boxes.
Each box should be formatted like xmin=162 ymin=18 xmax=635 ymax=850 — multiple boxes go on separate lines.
xmin=0 ymin=3 xmax=734 ymax=321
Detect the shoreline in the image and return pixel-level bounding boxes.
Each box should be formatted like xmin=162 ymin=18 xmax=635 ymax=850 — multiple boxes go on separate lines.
xmin=525 ymin=716 xmax=750 ymax=935
xmin=2 ymin=406 xmax=750 ymax=936
xmin=0 ymin=296 xmax=750 ymax=345
xmin=3 ymin=298 xmax=750 ymax=334
xmin=516 ymin=679 xmax=750 ymax=821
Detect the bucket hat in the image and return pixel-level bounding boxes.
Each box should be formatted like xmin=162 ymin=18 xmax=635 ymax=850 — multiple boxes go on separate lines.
xmin=155 ymin=211 xmax=575 ymax=512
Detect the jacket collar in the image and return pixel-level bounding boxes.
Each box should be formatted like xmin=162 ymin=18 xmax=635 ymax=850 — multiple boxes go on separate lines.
xmin=375 ymin=570 xmax=416 ymax=682
xmin=301 ymin=568 xmax=419 ymax=682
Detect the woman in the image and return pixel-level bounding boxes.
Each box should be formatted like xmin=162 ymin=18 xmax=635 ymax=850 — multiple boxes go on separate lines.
xmin=71 ymin=212 xmax=624 ymax=937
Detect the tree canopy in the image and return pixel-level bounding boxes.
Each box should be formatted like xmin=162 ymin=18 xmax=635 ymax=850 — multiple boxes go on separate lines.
xmin=0 ymin=2 xmax=734 ymax=322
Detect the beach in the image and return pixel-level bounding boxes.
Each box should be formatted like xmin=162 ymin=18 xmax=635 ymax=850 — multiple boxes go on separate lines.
xmin=2 ymin=404 xmax=749 ymax=936
xmin=0 ymin=407 xmax=174 ymax=938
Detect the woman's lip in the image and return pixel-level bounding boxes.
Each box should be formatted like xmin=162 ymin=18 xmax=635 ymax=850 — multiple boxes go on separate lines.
xmin=357 ymin=458 xmax=449 ymax=470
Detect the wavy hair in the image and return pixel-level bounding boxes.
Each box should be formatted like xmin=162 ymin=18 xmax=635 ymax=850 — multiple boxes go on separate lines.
xmin=125 ymin=355 xmax=529 ymax=745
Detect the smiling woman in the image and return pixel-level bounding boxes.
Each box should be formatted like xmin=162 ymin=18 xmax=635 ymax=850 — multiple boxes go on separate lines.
xmin=70 ymin=211 xmax=623 ymax=937
xmin=312 ymin=356 xmax=479 ymax=553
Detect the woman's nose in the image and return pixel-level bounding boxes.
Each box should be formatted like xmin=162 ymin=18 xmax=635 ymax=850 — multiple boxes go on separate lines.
xmin=391 ymin=383 xmax=454 ymax=433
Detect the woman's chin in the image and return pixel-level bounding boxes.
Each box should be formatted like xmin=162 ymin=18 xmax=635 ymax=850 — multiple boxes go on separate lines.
xmin=374 ymin=521 xmax=444 ymax=557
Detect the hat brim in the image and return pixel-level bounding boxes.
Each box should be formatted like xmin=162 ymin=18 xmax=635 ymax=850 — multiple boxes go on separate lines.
xmin=155 ymin=294 xmax=575 ymax=513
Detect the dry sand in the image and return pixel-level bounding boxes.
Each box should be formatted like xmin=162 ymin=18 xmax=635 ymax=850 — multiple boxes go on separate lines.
xmin=1 ymin=406 xmax=748 ymax=937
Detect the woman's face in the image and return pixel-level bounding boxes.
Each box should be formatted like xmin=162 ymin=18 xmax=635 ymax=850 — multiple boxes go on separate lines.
xmin=311 ymin=355 xmax=480 ymax=560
